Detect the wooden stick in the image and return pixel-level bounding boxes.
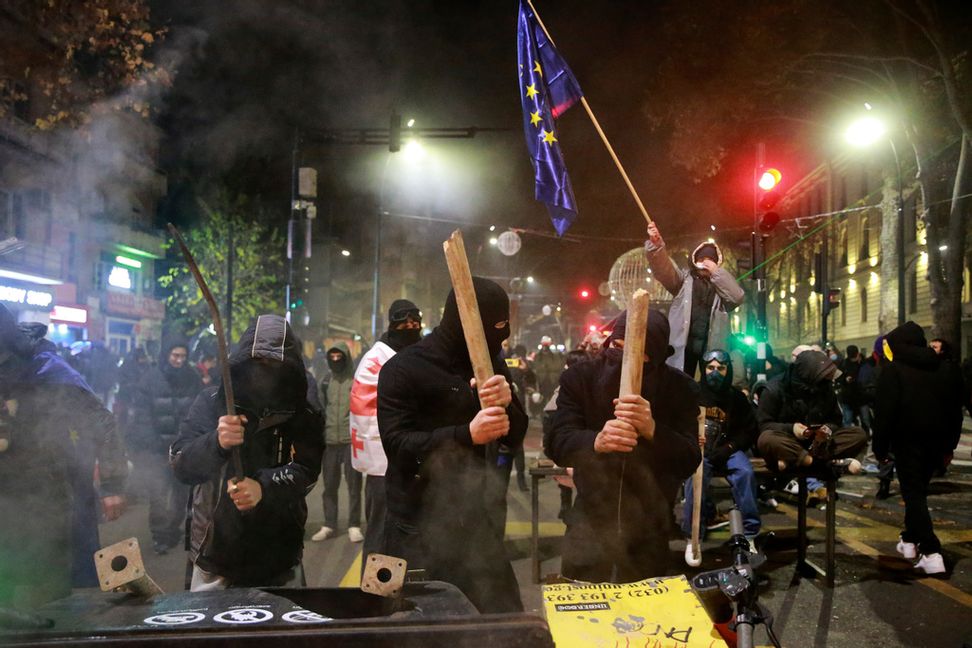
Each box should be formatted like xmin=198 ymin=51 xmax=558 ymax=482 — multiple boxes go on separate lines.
xmin=525 ymin=0 xmax=653 ymax=226
xmin=167 ymin=223 xmax=243 ymax=481
xmin=618 ymin=289 xmax=649 ymax=399
xmin=687 ymin=407 xmax=706 ymax=567
xmin=443 ymin=230 xmax=494 ymax=407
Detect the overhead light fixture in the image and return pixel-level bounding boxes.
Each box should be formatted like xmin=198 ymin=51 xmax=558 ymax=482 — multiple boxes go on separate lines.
xmin=0 ymin=268 xmax=62 ymax=285
xmin=115 ymin=255 xmax=142 ymax=269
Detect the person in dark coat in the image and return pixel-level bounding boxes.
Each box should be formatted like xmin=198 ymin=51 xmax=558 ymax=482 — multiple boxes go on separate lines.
xmin=547 ymin=309 xmax=701 ymax=583
xmin=681 ymin=349 xmax=760 ymax=551
xmin=378 ymin=277 xmax=527 ymax=613
xmin=873 ymin=322 xmax=963 ymax=576
xmin=756 ymin=350 xmax=867 ymax=474
xmin=171 ymin=314 xmax=324 ymax=589
xmin=130 ymin=339 xmax=203 ymax=554
xmin=0 ymin=309 xmax=127 ymax=609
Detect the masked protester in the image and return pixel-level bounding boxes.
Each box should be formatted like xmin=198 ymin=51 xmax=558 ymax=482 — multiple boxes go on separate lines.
xmin=378 ymin=277 xmax=527 ymax=613
xmin=681 ymin=349 xmax=760 ymax=562
xmin=644 ymin=223 xmax=745 ymax=377
xmin=130 ymin=339 xmax=202 ymax=554
xmin=0 ymin=307 xmax=127 ymax=608
xmin=311 ymin=341 xmax=363 ymax=543
xmin=547 ymin=309 xmax=701 ymax=583
xmin=342 ymin=300 xmax=424 ymax=567
xmin=756 ymin=350 xmax=868 ymax=482
xmin=873 ymin=322 xmax=963 ymax=576
xmin=172 ymin=315 xmax=324 ymax=590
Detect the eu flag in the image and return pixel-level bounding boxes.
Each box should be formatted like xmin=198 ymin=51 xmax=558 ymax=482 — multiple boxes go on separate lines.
xmin=517 ymin=1 xmax=584 ymax=237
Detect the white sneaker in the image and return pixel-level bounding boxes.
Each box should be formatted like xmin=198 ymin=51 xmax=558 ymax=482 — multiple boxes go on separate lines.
xmin=783 ymin=479 xmax=800 ymax=496
xmin=914 ymin=552 xmax=946 ymax=575
xmin=348 ymin=527 xmax=364 ymax=543
xmin=311 ymin=526 xmax=334 ymax=542
xmin=896 ymin=537 xmax=917 ymax=560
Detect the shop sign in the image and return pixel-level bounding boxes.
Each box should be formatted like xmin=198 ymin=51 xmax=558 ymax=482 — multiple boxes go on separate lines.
xmin=0 ymin=284 xmax=54 ymax=309
xmin=104 ymin=292 xmax=165 ymax=319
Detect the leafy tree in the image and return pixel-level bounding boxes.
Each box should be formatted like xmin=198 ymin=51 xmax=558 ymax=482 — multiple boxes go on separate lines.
xmin=159 ymin=193 xmax=285 ymax=341
xmin=0 ymin=0 xmax=167 ymax=128
xmin=644 ymin=0 xmax=970 ymax=343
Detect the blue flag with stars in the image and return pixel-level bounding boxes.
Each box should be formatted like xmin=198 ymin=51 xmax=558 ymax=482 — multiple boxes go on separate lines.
xmin=517 ymin=1 xmax=583 ymax=237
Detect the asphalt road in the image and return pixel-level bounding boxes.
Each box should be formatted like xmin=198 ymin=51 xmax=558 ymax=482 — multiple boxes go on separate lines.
xmin=96 ymin=420 xmax=972 ymax=648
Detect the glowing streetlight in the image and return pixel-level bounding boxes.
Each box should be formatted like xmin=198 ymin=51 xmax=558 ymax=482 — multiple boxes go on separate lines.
xmin=341 ymin=249 xmax=351 ymax=257
xmin=845 ymin=116 xmax=887 ymax=148
xmin=526 ymin=276 xmax=534 ymax=283
xmin=403 ymin=139 xmax=425 ymax=162
xmin=406 ymin=118 xmax=415 ymax=128
xmin=489 ymin=237 xmax=498 ymax=246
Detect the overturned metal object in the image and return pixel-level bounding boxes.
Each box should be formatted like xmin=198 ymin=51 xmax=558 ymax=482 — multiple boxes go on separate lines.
xmin=360 ymin=554 xmax=407 ymax=598
xmin=94 ymin=537 xmax=163 ymax=598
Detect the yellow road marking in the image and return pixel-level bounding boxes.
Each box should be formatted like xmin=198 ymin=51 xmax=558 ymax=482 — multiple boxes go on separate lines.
xmin=339 ymin=550 xmax=362 ymax=587
xmin=775 ymin=502 xmax=972 ymax=608
xmin=505 ymin=521 xmax=566 ymax=536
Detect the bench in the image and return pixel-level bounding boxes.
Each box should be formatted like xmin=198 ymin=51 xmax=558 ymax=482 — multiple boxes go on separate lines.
xmin=528 ymin=458 xmax=840 ymax=587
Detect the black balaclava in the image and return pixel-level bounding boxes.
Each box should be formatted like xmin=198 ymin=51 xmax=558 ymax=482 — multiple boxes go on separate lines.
xmin=440 ymin=276 xmax=510 ymax=358
xmin=386 ymin=298 xmax=422 ymax=351
xmin=604 ymin=309 xmax=675 ymax=370
xmin=699 ymin=350 xmax=733 ymax=408
xmin=326 ymin=346 xmax=349 ymax=376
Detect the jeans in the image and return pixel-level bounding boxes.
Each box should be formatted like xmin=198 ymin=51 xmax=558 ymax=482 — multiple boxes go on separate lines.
xmin=840 ymin=403 xmax=871 ymax=432
xmin=682 ymin=450 xmax=761 ymax=538
xmin=322 ymin=443 xmax=362 ymax=529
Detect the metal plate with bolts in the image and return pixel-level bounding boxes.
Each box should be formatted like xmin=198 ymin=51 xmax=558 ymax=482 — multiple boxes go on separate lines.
xmin=361 ymin=554 xmax=407 ymax=598
xmin=94 ymin=537 xmax=163 ymax=597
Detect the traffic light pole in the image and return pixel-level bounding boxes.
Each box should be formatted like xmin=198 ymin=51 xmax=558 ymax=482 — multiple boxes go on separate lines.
xmin=820 ymin=232 xmax=828 ymax=345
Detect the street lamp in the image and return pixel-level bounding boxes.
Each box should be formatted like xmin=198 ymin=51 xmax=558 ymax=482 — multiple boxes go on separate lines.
xmin=845 ymin=111 xmax=905 ymax=325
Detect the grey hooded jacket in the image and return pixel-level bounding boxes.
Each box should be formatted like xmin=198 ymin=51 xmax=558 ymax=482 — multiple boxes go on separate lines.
xmin=644 ymin=238 xmax=745 ymax=373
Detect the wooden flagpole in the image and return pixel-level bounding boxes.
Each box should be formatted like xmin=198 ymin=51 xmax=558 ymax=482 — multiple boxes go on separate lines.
xmin=525 ymin=0 xmax=654 ymax=227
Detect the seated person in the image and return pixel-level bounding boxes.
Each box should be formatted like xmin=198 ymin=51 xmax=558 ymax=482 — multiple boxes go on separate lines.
xmin=682 ymin=349 xmax=760 ymax=562
xmin=756 ymin=350 xmax=867 ymax=476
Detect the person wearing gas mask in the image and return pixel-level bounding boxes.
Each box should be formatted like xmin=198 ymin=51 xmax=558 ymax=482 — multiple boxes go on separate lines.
xmin=345 ymin=300 xmax=423 ymax=564
xmin=644 ymin=222 xmax=745 ymax=377
xmin=311 ymin=341 xmax=363 ymax=543
xmin=378 ymin=277 xmax=527 ymax=613
xmin=171 ymin=314 xmax=324 ymax=590
xmin=756 ymin=350 xmax=867 ymax=478
xmin=546 ymin=309 xmax=701 ymax=583
xmin=680 ymin=349 xmax=760 ymax=561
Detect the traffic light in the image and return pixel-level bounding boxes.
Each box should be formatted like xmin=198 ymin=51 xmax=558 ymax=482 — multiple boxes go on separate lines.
xmin=824 ymin=288 xmax=841 ymax=316
xmin=389 ymin=112 xmax=402 ymax=153
xmin=757 ymin=167 xmax=783 ymax=232
xmin=578 ymin=288 xmax=591 ymax=300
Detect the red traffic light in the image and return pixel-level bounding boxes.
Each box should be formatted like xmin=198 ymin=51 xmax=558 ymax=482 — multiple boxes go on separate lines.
xmin=758 ymin=168 xmax=782 ymax=191
xmin=579 ymin=288 xmax=591 ymax=299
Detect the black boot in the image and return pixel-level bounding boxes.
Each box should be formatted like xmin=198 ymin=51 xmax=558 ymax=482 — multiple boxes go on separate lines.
xmin=875 ymin=479 xmax=891 ymax=500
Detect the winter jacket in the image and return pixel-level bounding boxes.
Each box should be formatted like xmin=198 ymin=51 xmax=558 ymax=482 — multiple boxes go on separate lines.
xmin=698 ymin=358 xmax=758 ymax=468
xmin=645 ymin=239 xmax=745 ymax=372
xmin=171 ymin=315 xmax=324 ymax=585
xmin=0 ymin=317 xmax=126 ymax=607
xmin=756 ymin=350 xmax=842 ymax=435
xmin=130 ymin=351 xmax=202 ymax=454
xmin=546 ymin=309 xmax=700 ymax=581
xmin=872 ymin=321 xmax=964 ymax=461
xmin=322 ymin=342 xmax=353 ymax=445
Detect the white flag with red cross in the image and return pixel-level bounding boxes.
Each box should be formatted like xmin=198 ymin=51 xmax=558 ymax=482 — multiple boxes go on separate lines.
xmin=349 ymin=340 xmax=396 ymax=476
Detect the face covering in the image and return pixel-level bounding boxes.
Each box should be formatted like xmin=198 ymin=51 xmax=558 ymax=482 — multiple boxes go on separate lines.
xmin=705 ymin=370 xmax=725 ymax=389
xmin=387 ymin=328 xmax=421 ymax=351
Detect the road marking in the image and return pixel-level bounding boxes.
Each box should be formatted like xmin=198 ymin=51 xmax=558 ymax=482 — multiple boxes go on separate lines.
xmin=506 ymin=521 xmax=566 ymax=536
xmin=774 ymin=503 xmax=972 ymax=609
xmin=339 ymin=550 xmax=362 ymax=588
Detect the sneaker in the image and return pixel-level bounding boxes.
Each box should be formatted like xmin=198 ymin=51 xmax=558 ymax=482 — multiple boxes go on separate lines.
xmin=914 ymin=552 xmax=946 ymax=575
xmin=348 ymin=527 xmax=364 ymax=543
xmin=761 ymin=495 xmax=779 ymax=509
xmin=830 ymin=458 xmax=862 ymax=475
xmin=311 ymin=526 xmax=334 ymax=542
xmin=896 ymin=537 xmax=917 ymax=560
xmin=783 ymin=479 xmax=800 ymax=496
xmin=706 ymin=513 xmax=730 ymax=531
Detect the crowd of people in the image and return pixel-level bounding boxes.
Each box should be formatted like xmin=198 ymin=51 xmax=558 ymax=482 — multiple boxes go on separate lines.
xmin=0 ymin=220 xmax=967 ymax=614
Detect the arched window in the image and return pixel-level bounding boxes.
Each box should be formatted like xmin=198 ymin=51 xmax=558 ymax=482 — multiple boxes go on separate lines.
xmin=838 ymin=224 xmax=848 ymax=268
xmin=861 ymin=287 xmax=869 ymax=323
xmin=859 ymin=216 xmax=870 ymax=261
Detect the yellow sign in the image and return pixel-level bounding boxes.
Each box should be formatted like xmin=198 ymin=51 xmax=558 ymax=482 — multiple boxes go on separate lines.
xmin=543 ymin=575 xmax=727 ymax=648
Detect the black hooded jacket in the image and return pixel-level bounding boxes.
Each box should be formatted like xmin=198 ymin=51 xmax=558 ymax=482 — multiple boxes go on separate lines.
xmin=698 ymin=354 xmax=758 ymax=467
xmin=756 ymin=350 xmax=841 ymax=435
xmin=377 ymin=278 xmax=528 ymax=525
xmin=171 ymin=315 xmax=324 ymax=584
xmin=547 ymin=309 xmax=700 ymax=580
xmin=873 ymin=321 xmax=963 ymax=460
